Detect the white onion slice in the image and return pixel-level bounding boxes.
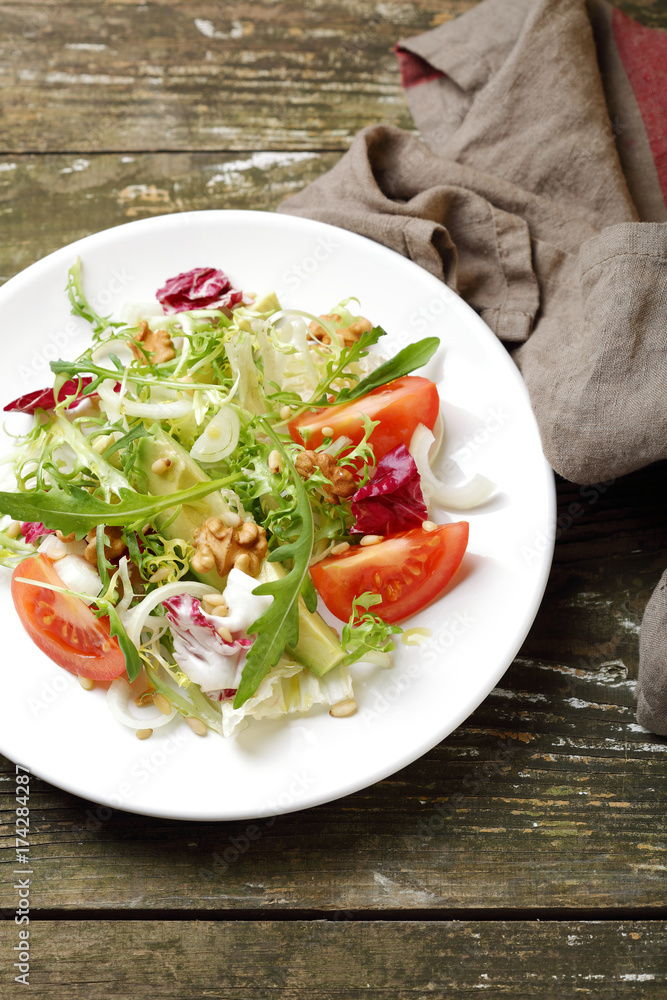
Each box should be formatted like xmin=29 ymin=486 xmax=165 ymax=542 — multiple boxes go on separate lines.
xmin=122 ymin=580 xmax=215 ymax=647
xmin=96 ymin=378 xmax=193 ymax=421
xmin=52 ymin=555 xmax=102 ymax=598
xmin=107 ymin=677 xmax=177 ymax=731
xmin=409 ymin=423 xmax=496 ymax=510
xmin=190 ymin=406 xmax=240 ymax=464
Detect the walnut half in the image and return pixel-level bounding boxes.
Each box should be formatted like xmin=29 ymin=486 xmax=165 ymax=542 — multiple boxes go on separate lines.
xmin=130 ymin=321 xmax=176 ymax=364
xmin=191 ymin=518 xmax=268 ymax=579
xmin=295 ymin=450 xmax=356 ymax=501
xmin=84 ymin=526 xmax=127 ymax=566
xmin=309 ymin=314 xmax=373 ymax=348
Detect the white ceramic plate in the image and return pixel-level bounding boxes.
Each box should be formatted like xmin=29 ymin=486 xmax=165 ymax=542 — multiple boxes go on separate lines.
xmin=0 ymin=210 xmax=554 ymax=821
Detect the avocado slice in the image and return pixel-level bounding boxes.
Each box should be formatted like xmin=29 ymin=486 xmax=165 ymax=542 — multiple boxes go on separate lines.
xmin=259 ymin=561 xmax=346 ymax=678
xmin=134 ymin=425 xmax=347 ymax=676
xmin=134 ymin=425 xmax=234 ymax=589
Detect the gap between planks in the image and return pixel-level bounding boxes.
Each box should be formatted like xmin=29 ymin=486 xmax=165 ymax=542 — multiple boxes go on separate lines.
xmin=22 ymin=906 xmax=667 ymax=922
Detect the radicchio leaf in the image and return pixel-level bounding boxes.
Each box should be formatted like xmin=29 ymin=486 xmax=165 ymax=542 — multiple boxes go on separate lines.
xmin=4 ymin=377 xmax=95 ymax=415
xmin=162 ymin=593 xmax=252 ymax=695
xmin=350 ymin=444 xmax=428 ymax=535
xmin=155 ymin=267 xmax=243 ymax=314
xmin=21 ymin=522 xmax=56 ymax=545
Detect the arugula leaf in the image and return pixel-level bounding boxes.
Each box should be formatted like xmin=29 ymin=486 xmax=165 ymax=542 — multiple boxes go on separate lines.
xmin=333 ymin=337 xmax=440 ymax=404
xmin=105 ymin=605 xmax=142 ymax=682
xmin=233 ymin=420 xmax=314 ymax=709
xmin=0 ymin=474 xmax=240 ymax=539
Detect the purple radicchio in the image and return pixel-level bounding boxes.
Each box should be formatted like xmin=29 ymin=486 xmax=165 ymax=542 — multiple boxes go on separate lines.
xmin=155 ymin=267 xmax=243 ymax=314
xmin=350 ymin=444 xmax=428 ymax=535
xmin=162 ymin=593 xmax=253 ymax=696
xmin=21 ymin=522 xmax=56 ymax=545
xmin=4 ymin=377 xmax=95 ymax=415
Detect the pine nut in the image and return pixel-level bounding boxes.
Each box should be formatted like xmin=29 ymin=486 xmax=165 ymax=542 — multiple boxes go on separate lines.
xmin=135 ymin=690 xmax=154 ymax=707
xmin=186 ymin=716 xmax=207 ymax=736
xmin=136 ymin=728 xmax=153 ymax=740
xmin=78 ymin=675 xmax=95 ymax=691
xmin=359 ymin=534 xmax=384 ymax=546
xmin=268 ymin=449 xmax=282 ymax=473
xmin=329 ymin=699 xmax=357 ymax=718
xmin=217 ymin=624 xmax=233 ymax=643
xmin=321 ymin=426 xmax=334 ymax=438
xmin=153 ymin=693 xmax=172 ymax=716
xmin=202 ymin=592 xmax=228 ymax=609
xmin=151 ymin=457 xmax=172 ymax=475
xmin=5 ymin=520 xmax=21 ymax=539
xmin=331 ymin=541 xmax=350 ymax=556
xmin=422 ymin=520 xmax=438 ymax=532
xmin=220 ymin=509 xmax=242 ymax=528
xmin=279 ymin=405 xmax=292 ymax=421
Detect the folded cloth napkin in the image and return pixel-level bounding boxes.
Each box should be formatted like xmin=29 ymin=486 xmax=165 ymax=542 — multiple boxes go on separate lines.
xmin=278 ymin=0 xmax=667 ymax=733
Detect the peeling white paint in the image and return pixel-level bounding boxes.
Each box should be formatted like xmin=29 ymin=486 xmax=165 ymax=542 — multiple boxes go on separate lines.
xmin=619 ymin=974 xmax=655 ymax=981
xmin=373 ymin=871 xmax=435 ymax=906
xmin=0 ymin=163 xmax=17 ymax=172
xmin=45 ymin=71 xmax=135 ymax=86
xmin=60 ymin=158 xmax=90 ymax=174
xmin=65 ymin=43 xmax=107 ymax=52
xmin=194 ymin=17 xmax=244 ymax=40
xmin=206 ymin=151 xmax=318 ymax=185
xmin=491 ymin=687 xmax=548 ymax=703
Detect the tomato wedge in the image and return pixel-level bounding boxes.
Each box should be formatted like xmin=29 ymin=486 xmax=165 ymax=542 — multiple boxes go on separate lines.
xmin=288 ymin=375 xmax=439 ymax=462
xmin=11 ymin=555 xmax=126 ymax=680
xmin=311 ymin=522 xmax=469 ymax=624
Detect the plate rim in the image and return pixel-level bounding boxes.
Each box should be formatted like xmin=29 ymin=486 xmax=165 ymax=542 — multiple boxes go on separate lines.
xmin=0 ymin=208 xmax=556 ymax=821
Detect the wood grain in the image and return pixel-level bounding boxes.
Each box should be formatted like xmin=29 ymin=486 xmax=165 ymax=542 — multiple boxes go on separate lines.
xmin=1 ymin=631 xmax=665 ymax=912
xmin=0 ymin=151 xmax=338 ymax=284
xmin=0 ymin=920 xmax=665 ymax=998
xmin=1 ymin=0 xmax=664 ymax=155
xmin=0 ymin=148 xmax=666 ymax=913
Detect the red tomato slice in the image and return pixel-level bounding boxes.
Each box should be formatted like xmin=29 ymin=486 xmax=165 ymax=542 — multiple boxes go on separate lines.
xmin=310 ymin=522 xmax=469 ymax=624
xmin=288 ymin=375 xmax=439 ymax=462
xmin=11 ymin=555 xmax=126 ymax=681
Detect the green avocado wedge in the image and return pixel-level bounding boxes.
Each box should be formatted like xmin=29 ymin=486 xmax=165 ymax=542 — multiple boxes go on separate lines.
xmin=134 ymin=425 xmax=346 ymax=677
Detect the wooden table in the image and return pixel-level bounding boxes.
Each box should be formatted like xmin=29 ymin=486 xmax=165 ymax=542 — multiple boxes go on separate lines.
xmin=1 ymin=2 xmax=666 ymax=996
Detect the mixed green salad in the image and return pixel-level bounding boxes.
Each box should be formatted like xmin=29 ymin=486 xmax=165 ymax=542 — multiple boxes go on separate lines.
xmin=0 ymin=262 xmax=493 ymax=738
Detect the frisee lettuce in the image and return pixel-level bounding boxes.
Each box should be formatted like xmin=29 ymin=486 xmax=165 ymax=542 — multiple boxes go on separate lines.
xmin=233 ymin=419 xmax=315 ymax=708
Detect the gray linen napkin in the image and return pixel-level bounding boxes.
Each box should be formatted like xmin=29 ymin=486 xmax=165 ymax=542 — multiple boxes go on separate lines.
xmin=278 ymin=0 xmax=667 ymax=733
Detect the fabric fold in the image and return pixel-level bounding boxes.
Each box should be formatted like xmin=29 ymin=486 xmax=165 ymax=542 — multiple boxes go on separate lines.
xmin=278 ymin=0 xmax=667 ymax=732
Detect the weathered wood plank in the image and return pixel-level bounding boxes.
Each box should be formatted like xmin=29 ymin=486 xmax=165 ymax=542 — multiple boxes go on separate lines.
xmin=1 ymin=0 xmax=664 ymax=154
xmin=0 ymin=0 xmax=468 ymax=153
xmin=0 ymin=202 xmax=665 ymax=910
xmin=0 ymin=920 xmax=665 ymax=998
xmin=1 ymin=649 xmax=665 ymax=912
xmin=0 ymin=151 xmax=338 ymax=284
